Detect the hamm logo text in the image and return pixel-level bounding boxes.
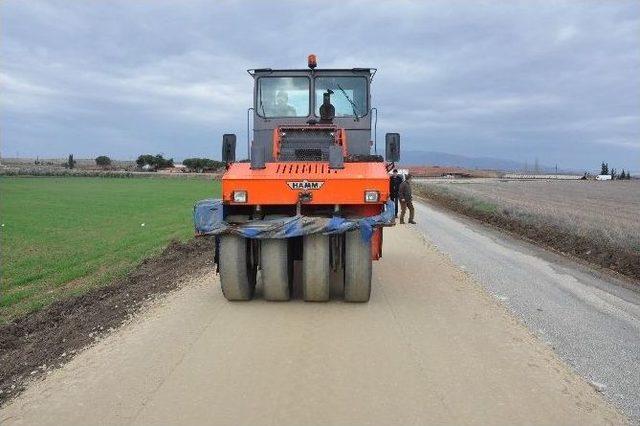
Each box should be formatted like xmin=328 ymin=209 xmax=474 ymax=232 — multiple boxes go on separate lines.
xmin=287 ymin=181 xmax=325 ymax=190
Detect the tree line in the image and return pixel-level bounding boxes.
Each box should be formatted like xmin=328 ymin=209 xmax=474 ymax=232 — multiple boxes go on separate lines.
xmin=81 ymin=154 xmax=224 ymax=173
xmin=135 ymin=154 xmax=174 ymax=169
xmin=600 ymin=162 xmax=632 ymax=180
xmin=181 ymin=158 xmax=225 ymax=173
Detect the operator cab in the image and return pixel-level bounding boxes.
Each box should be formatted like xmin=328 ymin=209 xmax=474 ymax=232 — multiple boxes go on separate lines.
xmin=248 ymin=56 xmax=376 ymax=162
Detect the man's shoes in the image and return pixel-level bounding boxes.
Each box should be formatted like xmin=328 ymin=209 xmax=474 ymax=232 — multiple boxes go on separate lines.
xmin=399 ymin=220 xmax=405 ymax=224
xmin=409 ymin=220 xmax=417 ymax=224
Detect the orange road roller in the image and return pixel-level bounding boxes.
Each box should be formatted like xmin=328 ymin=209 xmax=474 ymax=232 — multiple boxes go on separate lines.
xmin=200 ymin=55 xmax=401 ymax=302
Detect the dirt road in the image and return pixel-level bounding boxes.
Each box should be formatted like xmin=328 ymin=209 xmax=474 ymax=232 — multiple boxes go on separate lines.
xmin=0 ymin=226 xmax=626 ymax=425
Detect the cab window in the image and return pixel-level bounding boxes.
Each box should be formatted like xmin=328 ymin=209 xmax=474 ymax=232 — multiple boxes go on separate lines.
xmin=257 ymin=77 xmax=310 ymax=118
xmin=314 ymin=77 xmax=368 ymax=117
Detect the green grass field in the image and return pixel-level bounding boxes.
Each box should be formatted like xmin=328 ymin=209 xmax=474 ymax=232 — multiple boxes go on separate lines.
xmin=0 ymin=176 xmax=220 ymax=324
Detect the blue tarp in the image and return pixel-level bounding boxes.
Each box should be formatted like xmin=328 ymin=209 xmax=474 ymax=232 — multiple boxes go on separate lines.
xmin=193 ymin=199 xmax=395 ymax=242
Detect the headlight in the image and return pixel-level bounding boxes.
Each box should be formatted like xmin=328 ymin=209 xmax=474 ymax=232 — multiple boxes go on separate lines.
xmin=364 ymin=190 xmax=379 ymax=203
xmin=233 ymin=190 xmax=247 ymax=203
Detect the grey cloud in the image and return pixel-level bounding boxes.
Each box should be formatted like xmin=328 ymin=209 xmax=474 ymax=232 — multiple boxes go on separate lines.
xmin=1 ymin=0 xmax=639 ymax=170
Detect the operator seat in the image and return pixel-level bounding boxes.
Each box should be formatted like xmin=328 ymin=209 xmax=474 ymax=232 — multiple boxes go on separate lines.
xmin=319 ymin=89 xmax=335 ymax=123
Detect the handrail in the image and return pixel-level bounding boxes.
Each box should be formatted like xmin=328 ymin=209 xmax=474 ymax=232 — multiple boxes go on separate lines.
xmin=247 ymin=107 xmax=254 ymax=160
xmin=370 ymin=107 xmax=378 ymax=154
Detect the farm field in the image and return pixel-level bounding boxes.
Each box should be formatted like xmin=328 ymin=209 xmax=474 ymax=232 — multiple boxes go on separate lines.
xmin=0 ymin=177 xmax=219 ymax=324
xmin=416 ymin=179 xmax=640 ymax=280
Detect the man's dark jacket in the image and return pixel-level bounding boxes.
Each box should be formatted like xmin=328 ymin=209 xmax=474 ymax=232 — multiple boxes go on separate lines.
xmin=398 ymin=180 xmax=412 ymax=201
xmin=390 ymin=175 xmax=403 ymax=197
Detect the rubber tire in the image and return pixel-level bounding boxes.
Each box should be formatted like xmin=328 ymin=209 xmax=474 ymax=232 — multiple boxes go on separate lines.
xmin=302 ymin=234 xmax=330 ymax=302
xmin=344 ymin=231 xmax=372 ymax=302
xmin=219 ymin=235 xmax=256 ymax=301
xmin=260 ymin=239 xmax=290 ymax=301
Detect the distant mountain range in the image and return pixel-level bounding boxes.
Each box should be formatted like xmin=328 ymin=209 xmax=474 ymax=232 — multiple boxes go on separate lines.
xmin=400 ymin=150 xmax=556 ymax=172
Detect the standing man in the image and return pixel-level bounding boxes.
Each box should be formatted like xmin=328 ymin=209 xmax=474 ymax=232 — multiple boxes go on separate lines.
xmin=398 ymin=173 xmax=416 ymax=224
xmin=389 ymin=169 xmax=403 ymax=218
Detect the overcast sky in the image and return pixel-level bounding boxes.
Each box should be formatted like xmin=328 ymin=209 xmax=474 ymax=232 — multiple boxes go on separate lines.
xmin=2 ymin=0 xmax=639 ymax=171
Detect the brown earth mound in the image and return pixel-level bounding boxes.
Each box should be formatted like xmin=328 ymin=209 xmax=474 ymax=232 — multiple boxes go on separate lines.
xmin=0 ymin=237 xmax=215 ymax=406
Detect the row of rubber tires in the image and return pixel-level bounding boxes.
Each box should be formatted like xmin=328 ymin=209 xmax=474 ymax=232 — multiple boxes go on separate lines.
xmin=219 ymin=231 xmax=371 ymax=302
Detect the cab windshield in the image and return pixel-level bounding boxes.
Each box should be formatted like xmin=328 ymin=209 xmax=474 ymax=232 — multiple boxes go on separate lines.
xmin=315 ymin=76 xmax=367 ymax=117
xmin=257 ymin=77 xmax=310 ymax=118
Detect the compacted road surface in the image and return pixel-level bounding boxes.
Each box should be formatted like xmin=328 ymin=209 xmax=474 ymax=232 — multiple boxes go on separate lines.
xmin=0 ymin=226 xmax=626 ymax=425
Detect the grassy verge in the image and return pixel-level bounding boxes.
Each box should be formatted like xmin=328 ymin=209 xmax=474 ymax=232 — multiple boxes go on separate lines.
xmin=0 ymin=176 xmax=220 ymax=324
xmin=416 ymin=184 xmax=640 ymax=282
xmin=1 ymin=237 xmax=215 ymax=405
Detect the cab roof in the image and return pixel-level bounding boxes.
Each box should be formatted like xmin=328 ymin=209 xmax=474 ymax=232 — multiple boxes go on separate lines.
xmin=247 ymin=68 xmax=377 ymax=79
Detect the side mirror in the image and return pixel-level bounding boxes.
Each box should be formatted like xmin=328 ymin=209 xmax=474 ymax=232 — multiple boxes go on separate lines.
xmin=222 ymin=134 xmax=236 ymax=163
xmin=385 ymin=133 xmax=400 ymax=162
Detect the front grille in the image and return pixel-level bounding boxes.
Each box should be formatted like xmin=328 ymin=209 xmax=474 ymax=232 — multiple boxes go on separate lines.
xmin=279 ymin=128 xmax=334 ymax=161
xmin=294 ymin=149 xmax=323 ymax=161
